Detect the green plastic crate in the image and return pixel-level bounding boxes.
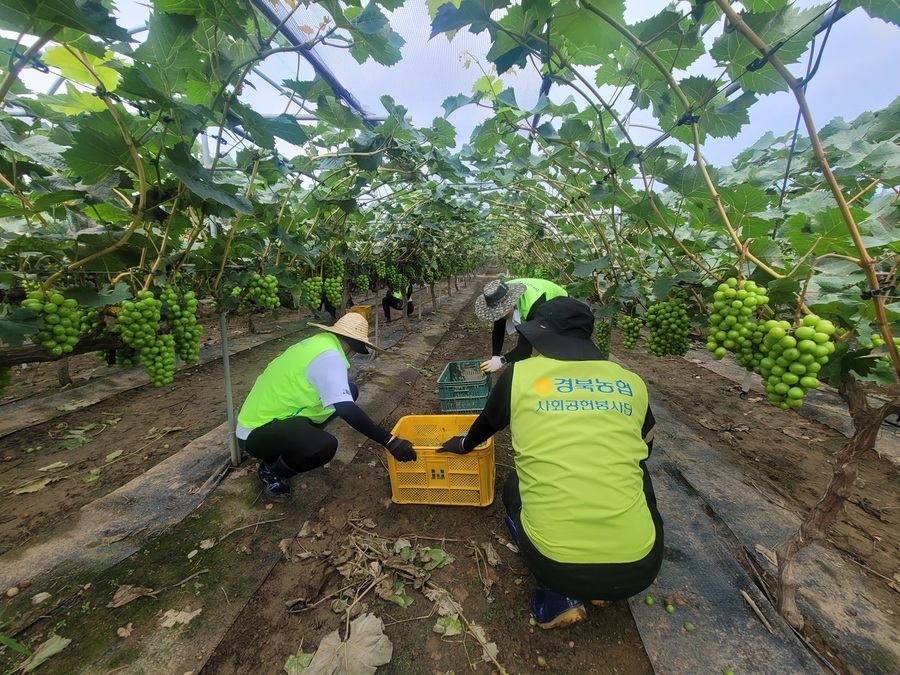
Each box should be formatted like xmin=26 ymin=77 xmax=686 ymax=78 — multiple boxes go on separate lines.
xmin=437 ymin=360 xmax=491 ymax=402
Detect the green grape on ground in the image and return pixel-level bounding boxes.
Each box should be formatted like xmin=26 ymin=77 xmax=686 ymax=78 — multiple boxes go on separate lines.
xmin=704 ymin=277 xmax=770 ymax=370
xmin=20 ymin=289 xmax=85 ymax=357
xmin=757 ymin=314 xmax=835 ymax=409
xmin=619 ymin=315 xmax=643 ymax=349
xmin=645 ymin=299 xmax=690 ymax=357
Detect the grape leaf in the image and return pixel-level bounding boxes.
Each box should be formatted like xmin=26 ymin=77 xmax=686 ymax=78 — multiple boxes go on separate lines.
xmin=302 ymin=613 xmax=392 ymax=675
xmin=0 ymin=0 xmax=128 ymax=40
xmin=0 ymin=123 xmax=68 ymax=171
xmin=63 ymin=112 xmax=131 ymax=183
xmin=841 ymin=0 xmax=900 ymax=27
xmin=0 ymin=307 xmax=43 ymax=348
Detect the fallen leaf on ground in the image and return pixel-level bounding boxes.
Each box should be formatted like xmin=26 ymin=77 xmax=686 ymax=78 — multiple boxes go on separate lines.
xmin=754 ymin=544 xmax=778 ymax=568
xmin=199 ymin=539 xmax=216 ymax=550
xmin=117 ymin=623 xmax=133 ymax=638
xmin=19 ymin=634 xmax=71 ymax=672
xmin=284 ymin=646 xmax=314 ymax=674
xmin=302 ymin=613 xmax=392 ymax=675
xmin=38 ymin=461 xmax=68 ymax=472
xmin=31 ymin=592 xmax=51 ymax=605
xmin=468 ymin=623 xmax=499 ymax=664
xmin=482 ymin=542 xmax=501 ymax=566
xmin=433 ymin=614 xmax=462 ymax=637
xmin=11 ymin=477 xmax=55 ymax=495
xmin=159 ymin=608 xmax=202 ymax=628
xmin=107 ymin=585 xmax=155 ymax=608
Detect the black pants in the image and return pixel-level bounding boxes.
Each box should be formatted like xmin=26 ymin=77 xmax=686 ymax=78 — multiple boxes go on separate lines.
xmin=382 ymin=295 xmax=413 ymax=321
xmin=502 ymin=470 xmax=664 ymax=601
xmin=240 ymin=384 xmax=358 ymax=473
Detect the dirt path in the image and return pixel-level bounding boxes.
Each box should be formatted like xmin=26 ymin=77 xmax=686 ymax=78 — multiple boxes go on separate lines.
xmin=0 ymin=277 xmax=897 ymax=674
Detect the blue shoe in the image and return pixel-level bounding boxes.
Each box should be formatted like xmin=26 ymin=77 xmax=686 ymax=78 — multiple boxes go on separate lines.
xmin=504 ymin=516 xmax=519 ymax=546
xmin=258 ymin=459 xmax=292 ymax=502
xmin=531 ymin=585 xmax=586 ymax=629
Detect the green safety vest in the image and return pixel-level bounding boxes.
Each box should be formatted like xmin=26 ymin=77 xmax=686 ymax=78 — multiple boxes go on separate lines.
xmin=510 ymin=357 xmax=655 ymax=564
xmin=238 ymin=332 xmax=349 ymax=428
xmin=510 ymin=278 xmax=567 ymax=320
xmin=391 ymin=290 xmax=402 ymax=300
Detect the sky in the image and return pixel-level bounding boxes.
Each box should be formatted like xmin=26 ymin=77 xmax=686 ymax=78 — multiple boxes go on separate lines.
xmin=13 ymin=0 xmax=900 ymax=167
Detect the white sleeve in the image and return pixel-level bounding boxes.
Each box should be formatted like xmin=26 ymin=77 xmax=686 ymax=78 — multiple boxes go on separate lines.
xmin=306 ymin=350 xmax=354 ymax=410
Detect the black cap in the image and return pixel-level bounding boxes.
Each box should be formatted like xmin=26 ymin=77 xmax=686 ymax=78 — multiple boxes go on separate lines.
xmin=516 ymin=297 xmax=605 ymax=361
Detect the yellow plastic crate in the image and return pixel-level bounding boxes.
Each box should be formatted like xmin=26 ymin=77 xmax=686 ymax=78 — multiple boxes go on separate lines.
xmin=346 ymin=305 xmax=373 ymax=322
xmin=388 ymin=414 xmax=495 ymax=507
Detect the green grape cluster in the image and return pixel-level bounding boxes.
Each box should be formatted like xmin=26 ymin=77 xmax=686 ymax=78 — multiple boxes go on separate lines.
xmin=303 ymin=277 xmax=324 ymax=309
xmin=247 ymin=273 xmax=280 ymax=309
xmin=20 ymin=279 xmax=41 ymax=294
xmin=161 ymin=285 xmax=203 ymax=364
xmin=0 ymin=366 xmax=11 ymax=396
xmin=79 ymin=308 xmax=101 ymax=335
xmin=324 ymin=254 xmax=345 ymax=278
xmin=645 ymin=299 xmax=691 ymax=357
xmin=115 ymin=347 xmax=140 ymax=368
xmin=705 ymin=277 xmax=770 ymax=367
xmin=116 ymin=290 xmax=161 ymax=351
xmin=423 ymin=267 xmax=435 ymax=284
xmin=389 ymin=272 xmax=408 ymax=294
xmin=324 ymin=277 xmax=343 ymax=308
xmin=619 ymin=315 xmax=643 ymax=349
xmin=374 ymin=261 xmax=387 ymax=279
xmin=595 ymin=320 xmax=611 ymax=356
xmin=142 ymin=333 xmax=177 ymax=387
xmin=758 ymin=314 xmax=835 ymax=409
xmin=21 ymin=290 xmax=84 ymax=357
xmin=864 ymin=334 xmax=900 ymax=365
xmin=354 ymin=273 xmax=370 ymax=293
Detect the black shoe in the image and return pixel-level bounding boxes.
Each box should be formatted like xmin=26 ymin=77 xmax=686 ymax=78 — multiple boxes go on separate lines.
xmin=258 ymin=459 xmax=292 ymax=502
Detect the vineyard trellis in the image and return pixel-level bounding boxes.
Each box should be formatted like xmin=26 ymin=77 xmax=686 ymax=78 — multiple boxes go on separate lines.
xmin=0 ymin=0 xmax=898 ymax=632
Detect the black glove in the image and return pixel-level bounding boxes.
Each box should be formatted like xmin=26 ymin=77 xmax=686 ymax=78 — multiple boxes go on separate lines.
xmin=387 ymin=436 xmax=417 ymax=462
xmin=438 ymin=436 xmax=470 ymax=455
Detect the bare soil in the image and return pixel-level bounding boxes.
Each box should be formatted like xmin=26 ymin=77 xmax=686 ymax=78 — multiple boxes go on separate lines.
xmin=1 ymin=280 xmax=898 ymax=674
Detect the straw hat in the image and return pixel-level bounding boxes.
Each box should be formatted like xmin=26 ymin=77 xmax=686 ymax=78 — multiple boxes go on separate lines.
xmin=309 ymin=312 xmax=383 ymax=354
xmin=474 ymin=279 xmax=527 ymax=323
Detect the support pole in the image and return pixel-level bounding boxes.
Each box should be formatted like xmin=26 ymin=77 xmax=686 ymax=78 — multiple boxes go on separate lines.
xmin=220 ymin=311 xmax=241 ymax=466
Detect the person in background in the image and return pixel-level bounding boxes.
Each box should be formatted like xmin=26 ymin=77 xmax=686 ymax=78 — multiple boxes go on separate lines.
xmin=474 ymin=278 xmax=567 ymax=373
xmin=236 ymin=313 xmax=416 ymax=501
xmin=440 ymin=297 xmax=663 ymax=629
xmin=382 ymin=283 xmax=413 ymax=323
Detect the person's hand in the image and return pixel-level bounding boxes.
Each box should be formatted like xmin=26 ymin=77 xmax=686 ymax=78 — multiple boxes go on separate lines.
xmin=480 ymin=356 xmax=506 ymax=373
xmin=437 ymin=436 xmax=470 ymax=455
xmin=386 ymin=436 xmax=417 ymax=462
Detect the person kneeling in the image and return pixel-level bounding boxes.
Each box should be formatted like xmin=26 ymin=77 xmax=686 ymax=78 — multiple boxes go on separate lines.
xmin=236 ymin=313 xmax=416 ymax=502
xmin=439 ymin=297 xmax=663 ymax=628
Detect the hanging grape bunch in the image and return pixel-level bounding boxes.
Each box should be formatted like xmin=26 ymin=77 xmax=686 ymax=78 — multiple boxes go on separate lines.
xmin=114 ymin=347 xmax=140 ymax=368
xmin=142 ymin=332 xmax=177 ymax=387
xmin=374 ymin=261 xmax=387 ymax=279
xmin=619 ymin=315 xmax=643 ymax=349
xmin=115 ymin=290 xmax=161 ymax=351
xmin=161 ymin=285 xmax=203 ymax=363
xmin=355 ymin=273 xmax=370 ymax=293
xmin=595 ymin=319 xmax=612 ymax=356
xmin=323 ymin=256 xmax=343 ymax=302
xmin=705 ymin=277 xmax=770 ymax=367
xmin=758 ymin=314 xmax=835 ymax=409
xmin=645 ymin=299 xmax=691 ymax=357
xmin=247 ymin=273 xmax=280 ymax=309
xmin=20 ymin=290 xmax=85 ymax=357
xmin=303 ymin=277 xmax=324 ymax=309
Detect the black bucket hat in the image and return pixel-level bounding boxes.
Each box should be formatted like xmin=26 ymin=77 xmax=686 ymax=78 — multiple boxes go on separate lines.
xmin=515 ymin=297 xmax=604 ymax=361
